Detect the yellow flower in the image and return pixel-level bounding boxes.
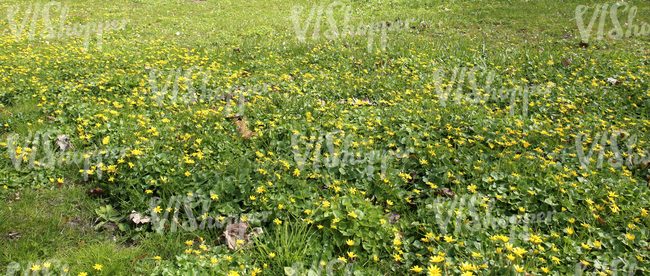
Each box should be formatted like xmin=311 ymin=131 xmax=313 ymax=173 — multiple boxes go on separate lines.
xmin=269 ymin=253 xmax=276 ymax=258
xmin=154 ymin=206 xmax=162 ymax=213
xmin=467 ymin=184 xmax=477 ymax=193
xmin=347 ymin=251 xmax=357 ymax=258
xmin=185 ymin=240 xmax=194 ymax=246
xmin=593 ymin=240 xmax=602 ymax=247
xmin=427 ymin=265 xmax=441 ymax=276
xmin=348 ymin=212 xmax=358 ymax=219
xmin=211 ymin=194 xmax=218 ymax=200
xmin=387 ymin=200 xmax=394 ymax=206
xmin=78 ymin=273 xmax=88 ymax=276
xmin=30 ymin=264 xmax=41 ymax=271
xmin=153 ymin=256 xmax=162 ymax=260
xmin=429 ymin=256 xmax=445 ymax=263
xmin=626 ymin=233 xmax=636 ymax=240
xmin=471 ymin=252 xmax=483 ymax=258
xmin=346 ymin=239 xmax=355 ymax=246
xmin=273 ymin=218 xmax=282 ymax=225
xmin=93 ymin=264 xmax=102 ymax=271
xmin=542 ymin=267 xmax=550 ymax=273
xmin=566 ymin=227 xmax=574 ymax=235
xmin=552 ymin=256 xmax=561 ymax=264
xmin=444 ymin=236 xmax=456 ymax=243
xmin=145 ymin=189 xmax=153 ymax=194
xmin=410 ymin=265 xmax=424 ymax=273
xmin=293 ymin=169 xmax=301 ymax=176
xmin=513 ymin=247 xmax=527 ymax=257
xmin=514 ymin=265 xmax=524 ymax=272
xmin=278 ymin=204 xmax=284 ymax=209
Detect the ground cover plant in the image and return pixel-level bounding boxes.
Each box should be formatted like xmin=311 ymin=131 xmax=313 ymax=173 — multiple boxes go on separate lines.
xmin=1 ymin=0 xmax=650 ymax=275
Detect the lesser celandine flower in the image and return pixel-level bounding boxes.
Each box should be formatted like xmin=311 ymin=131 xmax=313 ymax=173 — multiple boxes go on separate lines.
xmin=427 ymin=265 xmax=441 ymax=276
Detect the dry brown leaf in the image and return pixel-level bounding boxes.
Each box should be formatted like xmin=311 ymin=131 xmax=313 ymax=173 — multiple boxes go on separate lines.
xmin=56 ymin=135 xmax=74 ymax=151
xmin=234 ymin=116 xmax=256 ymax=140
xmin=386 ymin=213 xmax=400 ymax=224
xmin=222 ymin=221 xmax=249 ymax=250
xmin=435 ymin=188 xmax=456 ymax=197
xmin=45 ymin=115 xmax=56 ymax=121
xmin=130 ymin=211 xmax=151 ymax=224
xmin=86 ymin=188 xmax=104 ymax=196
xmin=607 ymin=77 xmax=620 ymax=85
xmin=131 ymin=254 xmax=148 ymax=269
xmin=4 ymin=231 xmax=21 ymax=240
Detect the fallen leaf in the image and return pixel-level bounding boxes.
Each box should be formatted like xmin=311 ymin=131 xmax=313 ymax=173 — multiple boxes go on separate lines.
xmin=234 ymin=116 xmax=256 ymax=140
xmin=222 ymin=221 xmax=250 ymax=250
xmin=56 ymin=135 xmax=74 ymax=151
xmin=130 ymin=211 xmax=151 ymax=224
xmin=131 ymin=254 xmax=148 ymax=269
xmin=86 ymin=187 xmax=104 ymax=196
xmin=607 ymin=77 xmax=620 ymax=85
xmin=386 ymin=213 xmax=400 ymax=224
xmin=562 ymin=58 xmax=571 ymax=66
xmin=435 ymin=188 xmax=456 ymax=197
xmin=45 ymin=115 xmax=56 ymax=121
xmin=4 ymin=231 xmax=21 ymax=240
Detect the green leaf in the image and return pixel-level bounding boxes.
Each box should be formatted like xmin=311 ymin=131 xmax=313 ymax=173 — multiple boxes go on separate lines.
xmin=284 ymin=267 xmax=295 ymax=276
xmin=354 ymin=210 xmax=364 ymax=220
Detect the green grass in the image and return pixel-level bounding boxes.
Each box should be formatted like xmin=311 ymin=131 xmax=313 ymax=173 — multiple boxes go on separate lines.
xmin=1 ymin=0 xmax=650 ymax=275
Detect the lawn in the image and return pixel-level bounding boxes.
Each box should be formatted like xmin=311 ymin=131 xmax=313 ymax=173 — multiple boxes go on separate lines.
xmin=1 ymin=0 xmax=650 ymax=275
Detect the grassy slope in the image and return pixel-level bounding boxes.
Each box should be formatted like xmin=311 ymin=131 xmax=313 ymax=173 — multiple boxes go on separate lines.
xmin=1 ymin=0 xmax=650 ymax=275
